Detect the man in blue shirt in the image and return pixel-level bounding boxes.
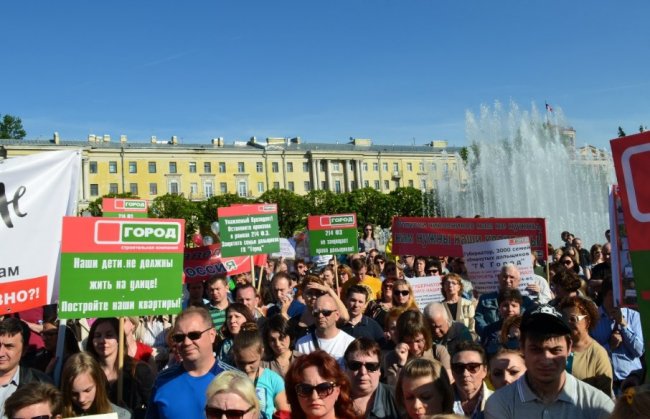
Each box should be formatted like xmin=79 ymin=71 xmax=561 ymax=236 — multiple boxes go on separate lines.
xmin=266 ymin=271 xmax=305 ymax=319
xmin=591 ymin=281 xmax=644 ymax=395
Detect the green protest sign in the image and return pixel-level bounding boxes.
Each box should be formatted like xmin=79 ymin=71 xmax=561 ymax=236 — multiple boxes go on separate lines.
xmin=103 ymin=198 xmax=148 ymax=218
xmin=218 ymin=204 xmax=280 ymax=257
xmin=308 ymin=213 xmax=358 ymax=255
xmin=58 ymin=218 xmax=185 ymax=318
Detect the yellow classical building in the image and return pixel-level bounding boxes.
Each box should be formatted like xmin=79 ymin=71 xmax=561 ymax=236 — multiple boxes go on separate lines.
xmin=0 ymin=133 xmax=465 ymax=207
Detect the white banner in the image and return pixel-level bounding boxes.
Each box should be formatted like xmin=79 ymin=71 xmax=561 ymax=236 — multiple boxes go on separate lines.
xmin=0 ymin=150 xmax=81 ymax=313
xmin=411 ymin=275 xmax=444 ymax=311
xmin=463 ymin=237 xmax=534 ymax=294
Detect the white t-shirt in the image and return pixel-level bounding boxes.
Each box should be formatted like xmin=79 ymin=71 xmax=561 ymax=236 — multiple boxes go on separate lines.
xmin=295 ymin=329 xmax=356 ymax=367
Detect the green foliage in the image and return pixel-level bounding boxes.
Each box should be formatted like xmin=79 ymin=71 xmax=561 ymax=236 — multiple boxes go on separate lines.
xmin=347 ymin=187 xmax=391 ymax=229
xmin=459 ymin=147 xmax=469 ymax=164
xmin=304 ymin=190 xmax=348 ymax=216
xmin=0 ymin=114 xmax=27 ymax=139
xmin=149 ymin=194 xmax=201 ymax=243
xmin=258 ymin=189 xmax=308 ymax=237
xmin=388 ymin=187 xmax=425 ymax=219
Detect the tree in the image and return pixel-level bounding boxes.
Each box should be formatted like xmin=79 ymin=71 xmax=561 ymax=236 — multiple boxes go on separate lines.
xmin=347 ymin=187 xmax=392 ymax=229
xmin=259 ymin=189 xmax=308 ymax=237
xmin=618 ymin=126 xmax=627 ymax=138
xmin=149 ymin=194 xmax=200 ymax=243
xmin=388 ymin=187 xmax=424 ymax=218
xmin=0 ymin=114 xmax=27 ymax=139
xmin=303 ymin=190 xmax=347 ymax=217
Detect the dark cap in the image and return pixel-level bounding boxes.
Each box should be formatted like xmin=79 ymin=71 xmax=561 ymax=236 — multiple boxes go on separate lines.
xmin=520 ymin=304 xmax=571 ymax=336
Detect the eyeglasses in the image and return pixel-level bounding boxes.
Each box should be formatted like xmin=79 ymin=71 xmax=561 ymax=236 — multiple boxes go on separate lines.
xmin=347 ymin=360 xmax=381 ymax=372
xmin=564 ymin=314 xmax=588 ymax=323
xmin=305 ymin=290 xmax=326 ymax=299
xmin=312 ymin=309 xmax=337 ymax=318
xmin=295 ymin=382 xmax=338 ymax=398
xmin=171 ymin=327 xmax=212 ymax=343
xmin=205 ymin=406 xmax=254 ymax=419
xmin=451 ymin=362 xmax=483 ymax=375
xmin=395 ymin=290 xmax=410 ymax=297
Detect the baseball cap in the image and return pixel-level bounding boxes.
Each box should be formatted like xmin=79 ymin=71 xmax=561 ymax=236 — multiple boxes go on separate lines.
xmin=520 ymin=304 xmax=571 ymax=336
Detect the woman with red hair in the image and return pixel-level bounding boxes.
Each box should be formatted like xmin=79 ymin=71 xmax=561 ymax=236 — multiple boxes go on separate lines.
xmin=285 ymin=350 xmax=360 ymax=419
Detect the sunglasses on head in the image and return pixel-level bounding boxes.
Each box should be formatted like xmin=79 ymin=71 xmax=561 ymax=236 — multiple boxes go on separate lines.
xmin=295 ymin=382 xmax=338 ymax=398
xmin=395 ymin=290 xmax=410 ymax=296
xmin=347 ymin=360 xmax=381 ymax=372
xmin=451 ymin=362 xmax=483 ymax=375
xmin=312 ymin=309 xmax=337 ymax=318
xmin=205 ymin=406 xmax=254 ymax=419
xmin=171 ymin=327 xmax=212 ymax=343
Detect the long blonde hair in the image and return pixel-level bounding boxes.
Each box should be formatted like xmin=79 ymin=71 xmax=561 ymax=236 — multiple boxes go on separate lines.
xmin=61 ymin=352 xmax=113 ymax=417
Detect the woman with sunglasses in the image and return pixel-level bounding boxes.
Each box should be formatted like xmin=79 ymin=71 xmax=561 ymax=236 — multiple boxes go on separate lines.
xmin=560 ymin=253 xmax=587 ymax=280
xmin=385 ymin=309 xmax=451 ymax=386
xmin=205 ymin=370 xmax=260 ymax=419
xmin=285 ymin=350 xmax=360 ymax=419
xmin=359 ymin=223 xmax=377 ymax=254
xmin=450 ymin=341 xmax=492 ymax=419
xmin=559 ymin=295 xmax=613 ymax=396
xmin=365 ymin=276 xmax=395 ymax=329
xmin=86 ymin=318 xmax=153 ymax=418
xmin=396 ymin=358 xmax=454 ymax=418
xmin=232 ymin=322 xmax=290 ymax=418
xmin=215 ymin=303 xmax=256 ymax=366
xmin=61 ymin=352 xmax=131 ymax=418
xmin=391 ymin=279 xmax=418 ymax=311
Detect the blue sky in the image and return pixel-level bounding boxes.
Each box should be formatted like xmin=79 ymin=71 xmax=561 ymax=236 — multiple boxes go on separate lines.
xmin=3 ymin=1 xmax=649 ymax=149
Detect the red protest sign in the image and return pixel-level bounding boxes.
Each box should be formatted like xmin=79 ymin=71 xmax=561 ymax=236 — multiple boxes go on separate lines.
xmin=184 ymin=244 xmax=267 ymax=283
xmin=391 ymin=217 xmax=547 ymax=258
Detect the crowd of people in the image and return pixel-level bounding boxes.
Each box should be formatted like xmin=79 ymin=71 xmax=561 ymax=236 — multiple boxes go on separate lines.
xmin=1 ymin=226 xmax=647 ymax=419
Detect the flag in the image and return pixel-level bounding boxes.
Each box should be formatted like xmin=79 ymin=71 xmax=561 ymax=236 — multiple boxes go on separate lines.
xmin=545 ymin=102 xmax=553 ymax=112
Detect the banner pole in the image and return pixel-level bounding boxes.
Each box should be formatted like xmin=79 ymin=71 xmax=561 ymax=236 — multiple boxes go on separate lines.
xmin=117 ymin=317 xmax=125 ymax=406
xmin=250 ymin=256 xmax=255 ymax=289
xmin=257 ymin=259 xmax=264 ymax=293
xmin=334 ymin=257 xmax=340 ymax=297
xmin=53 ymin=319 xmax=67 ymax=387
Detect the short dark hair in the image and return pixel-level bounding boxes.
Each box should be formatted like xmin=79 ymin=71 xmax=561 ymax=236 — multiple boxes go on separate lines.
xmin=0 ymin=317 xmax=29 ymax=348
xmin=263 ymin=314 xmax=295 ymax=354
xmin=452 ymin=340 xmax=487 ymax=365
xmin=206 ymin=274 xmax=228 ymax=287
xmin=344 ymin=337 xmax=381 ymax=363
xmin=346 ymin=284 xmax=369 ymax=301
xmin=235 ymin=282 xmax=258 ymax=297
xmin=350 ymin=258 xmax=365 ymax=272
xmin=5 ymin=382 xmax=63 ymax=418
xmin=497 ymin=288 xmax=523 ymax=306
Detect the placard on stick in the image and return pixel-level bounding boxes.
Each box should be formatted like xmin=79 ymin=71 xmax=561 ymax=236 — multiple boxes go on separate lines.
xmin=218 ymin=204 xmax=280 ymax=257
xmin=103 ymin=198 xmax=148 ymax=218
xmin=58 ymin=218 xmax=185 ymax=318
xmin=308 ymin=214 xmax=358 ymax=255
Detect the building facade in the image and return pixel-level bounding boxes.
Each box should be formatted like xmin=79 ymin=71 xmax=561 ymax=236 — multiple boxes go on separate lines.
xmin=0 ymin=134 xmax=466 ymax=208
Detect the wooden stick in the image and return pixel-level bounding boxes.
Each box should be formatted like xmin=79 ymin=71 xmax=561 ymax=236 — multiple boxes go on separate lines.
xmin=117 ymin=317 xmax=125 ymax=406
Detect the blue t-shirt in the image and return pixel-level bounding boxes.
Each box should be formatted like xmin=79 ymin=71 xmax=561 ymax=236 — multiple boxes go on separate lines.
xmin=255 ymin=368 xmax=285 ymax=419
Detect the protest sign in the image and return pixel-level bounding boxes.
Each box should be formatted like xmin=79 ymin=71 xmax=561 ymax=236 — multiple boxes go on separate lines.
xmin=58 ymin=217 xmax=185 ymax=318
xmin=308 ymin=213 xmax=357 ymax=256
xmin=184 ymin=244 xmax=267 ymax=283
xmin=218 ymin=204 xmax=280 ymax=257
xmin=103 ymin=198 xmax=148 ymax=218
xmin=0 ymin=150 xmax=80 ymax=313
xmin=462 ymin=237 xmax=534 ymax=294
xmin=391 ymin=217 xmax=547 ymax=258
xmin=609 ymin=185 xmax=637 ymax=307
xmin=271 ymin=238 xmax=297 ymax=259
xmin=410 ymin=275 xmax=444 ymax=311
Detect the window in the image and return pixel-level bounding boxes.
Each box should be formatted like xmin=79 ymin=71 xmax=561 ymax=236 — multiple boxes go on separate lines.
xmin=320 ymin=161 xmax=327 ymax=171
xmin=89 ymin=161 xmax=97 ymax=174
xmin=303 ymin=162 xmax=310 ymax=172
xmin=129 ymin=162 xmax=137 ymax=174
xmin=90 ymin=184 xmax=99 ymax=196
xmin=443 ymin=163 xmax=449 ymax=174
xmin=393 ymin=163 xmax=399 ymax=172
xmin=363 ymin=162 xmax=368 ymax=171
xmin=169 ymin=162 xmax=177 ymax=174
xmin=149 ymin=183 xmax=158 ymax=195
xmin=321 ymin=181 xmax=327 ymax=190
xmin=238 ymin=162 xmax=245 ymax=173
xmin=332 ymin=162 xmax=340 ymax=172
xmin=334 ymin=180 xmax=342 ymax=193
xmin=257 ymin=182 xmax=265 ymax=193
xmin=238 ymin=181 xmax=247 ymax=197
xmin=218 ymin=162 xmax=226 ymax=173
xmin=169 ymin=181 xmax=179 ymax=195
xmin=408 ymin=180 xmax=414 ymax=187
xmin=351 ymin=181 xmax=357 ymax=190
xmin=421 ymin=179 xmax=427 ymax=190
xmin=349 ymin=161 xmax=355 ymax=171
xmin=204 ymin=162 xmax=212 ymax=173
xmin=431 ymin=163 xmax=437 ymax=172
xmin=189 ymin=162 xmax=197 ymax=173
xmin=272 ymin=162 xmax=279 ymax=173
xmin=109 ymin=183 xmax=118 ymax=194
xmin=190 ymin=183 xmax=198 ymax=195
xmin=287 ymin=162 xmax=294 ymax=172
xmin=288 ymin=181 xmax=294 ymax=192
xmin=220 ymin=182 xmax=227 ymax=194
xmin=204 ymin=181 xmax=213 ymax=198
xmin=393 ymin=180 xmax=400 ymax=189
xmin=273 ymin=182 xmax=280 ymax=190
xmin=407 ymin=163 xmax=413 ymax=171
xmin=148 ymin=162 xmax=157 ymax=173
xmin=364 ymin=180 xmax=369 ymax=188
xmin=256 ymin=162 xmax=263 ymax=173
xmin=129 ymin=183 xmax=138 ymax=195
xmin=382 ymin=163 xmax=388 ymax=171
xmin=374 ymin=180 xmax=380 ymax=190
xmin=109 ymin=161 xmax=117 ymax=173
xmin=419 ymin=162 xmax=425 ymax=172
xmin=384 ymin=180 xmax=389 ymax=190
xmin=304 ymin=181 xmax=311 ymax=192
xmin=373 ymin=163 xmax=379 ymax=171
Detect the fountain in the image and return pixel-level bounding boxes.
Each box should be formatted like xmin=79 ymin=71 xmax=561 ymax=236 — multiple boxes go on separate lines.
xmin=435 ymin=101 xmax=615 ymax=249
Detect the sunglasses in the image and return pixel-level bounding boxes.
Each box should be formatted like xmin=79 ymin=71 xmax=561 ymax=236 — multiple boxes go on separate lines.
xmin=451 ymin=362 xmax=483 ymax=375
xmin=205 ymin=406 xmax=254 ymax=419
xmin=305 ymin=290 xmax=326 ymax=299
xmin=347 ymin=360 xmax=381 ymax=372
xmin=395 ymin=290 xmax=410 ymax=297
xmin=312 ymin=309 xmax=337 ymax=318
xmin=564 ymin=314 xmax=588 ymax=323
xmin=171 ymin=327 xmax=212 ymax=343
xmin=295 ymin=382 xmax=338 ymax=398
